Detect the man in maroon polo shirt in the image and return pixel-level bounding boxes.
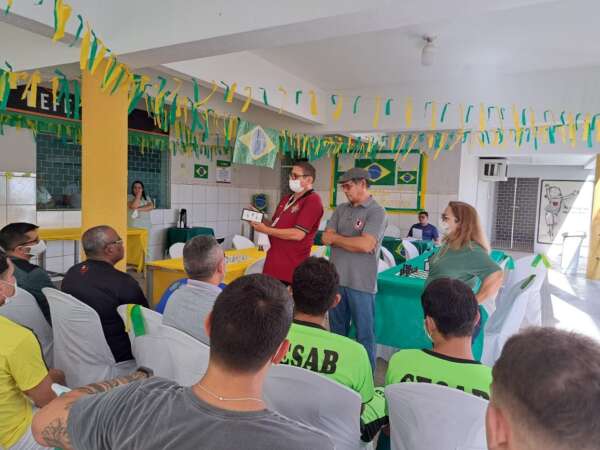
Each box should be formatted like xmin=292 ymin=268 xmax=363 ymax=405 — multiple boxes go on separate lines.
xmin=251 ymin=161 xmax=323 ymax=285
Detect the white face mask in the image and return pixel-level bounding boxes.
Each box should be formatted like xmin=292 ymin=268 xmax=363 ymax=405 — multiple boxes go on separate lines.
xmin=423 ymin=323 xmax=433 ymax=342
xmin=27 ymin=240 xmax=47 ymax=256
xmin=289 ymin=179 xmax=304 ymax=193
xmin=439 ymin=221 xmax=450 ymax=233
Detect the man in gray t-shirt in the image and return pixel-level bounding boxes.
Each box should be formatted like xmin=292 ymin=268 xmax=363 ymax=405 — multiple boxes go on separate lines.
xmin=68 ymin=377 xmax=330 ymax=450
xmin=32 ymin=275 xmax=334 ymax=450
xmin=322 ymin=168 xmax=387 ymax=370
xmin=162 ymin=235 xmax=225 ymax=344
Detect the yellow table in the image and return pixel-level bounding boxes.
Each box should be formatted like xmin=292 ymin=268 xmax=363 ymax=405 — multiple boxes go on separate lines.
xmin=38 ymin=227 xmax=149 ymax=272
xmin=145 ymin=247 xmax=266 ymax=306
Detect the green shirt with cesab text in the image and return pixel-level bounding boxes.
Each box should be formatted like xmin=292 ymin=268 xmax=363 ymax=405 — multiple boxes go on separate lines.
xmin=282 ymin=321 xmax=375 ymax=403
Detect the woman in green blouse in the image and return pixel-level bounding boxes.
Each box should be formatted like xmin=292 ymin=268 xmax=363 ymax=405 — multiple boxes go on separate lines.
xmin=427 ymin=201 xmax=503 ymax=303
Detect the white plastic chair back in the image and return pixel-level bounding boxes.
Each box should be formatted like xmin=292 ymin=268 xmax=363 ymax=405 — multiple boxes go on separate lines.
xmin=502 ymin=255 xmax=547 ymax=327
xmin=161 ymin=324 xmax=210 ymax=386
xmin=401 ymin=240 xmax=420 ymax=259
xmin=244 ymin=258 xmax=265 ymax=275
xmin=378 ymin=259 xmax=391 ymax=273
xmin=44 ymin=288 xmax=135 ymax=388
xmin=481 ymin=276 xmax=536 ymax=366
xmin=232 ymin=234 xmax=256 ymax=250
xmin=311 ymin=246 xmax=328 ymax=258
xmin=0 ymin=287 xmax=54 ymax=366
xmin=168 ymin=242 xmax=185 ymax=258
xmin=263 ymin=364 xmax=362 ymax=450
xmin=380 ymin=246 xmax=396 ymax=268
xmin=117 ymin=305 xmax=172 ymax=379
xmin=385 ymin=224 xmax=402 ymax=238
xmin=385 ymin=383 xmax=488 ymax=450
xmin=255 ymin=231 xmax=271 ymax=251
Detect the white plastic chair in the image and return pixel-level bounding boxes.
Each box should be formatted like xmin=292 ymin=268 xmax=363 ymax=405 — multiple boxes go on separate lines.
xmin=168 ymin=242 xmax=185 ymax=258
xmin=232 ymin=234 xmax=256 ymax=250
xmin=244 ymin=258 xmax=265 ymax=275
xmin=480 ymin=276 xmax=536 ymax=366
xmin=161 ymin=324 xmax=210 ymax=386
xmin=380 ymin=246 xmax=396 ymax=268
xmin=378 ymin=259 xmax=391 ymax=273
xmin=401 ymin=240 xmax=420 ymax=260
xmin=501 ymin=255 xmax=547 ymax=327
xmin=118 ymin=305 xmax=172 ymax=379
xmin=385 ymin=383 xmax=488 ymax=450
xmin=263 ymin=364 xmax=362 ymax=450
xmin=44 ymin=288 xmax=135 ymax=388
xmin=385 ymin=224 xmax=402 ymax=238
xmin=0 ymin=287 xmax=54 ymax=366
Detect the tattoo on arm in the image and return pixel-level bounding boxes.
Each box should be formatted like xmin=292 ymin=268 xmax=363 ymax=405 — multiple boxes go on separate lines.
xmin=40 ymin=401 xmax=75 ymax=450
xmin=75 ymin=371 xmax=148 ymax=395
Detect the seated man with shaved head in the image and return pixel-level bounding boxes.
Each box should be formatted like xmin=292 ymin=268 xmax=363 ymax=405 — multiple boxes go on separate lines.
xmin=61 ymin=225 xmax=148 ymax=363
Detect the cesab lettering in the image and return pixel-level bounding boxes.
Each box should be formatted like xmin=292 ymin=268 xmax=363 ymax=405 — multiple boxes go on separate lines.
xmin=281 ymin=344 xmax=340 ymax=374
xmin=399 ymin=373 xmax=489 ymax=400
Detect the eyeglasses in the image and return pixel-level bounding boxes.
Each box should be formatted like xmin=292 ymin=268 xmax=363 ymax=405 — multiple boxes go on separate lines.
xmin=289 ymin=173 xmax=309 ymax=180
xmin=105 ymin=239 xmax=123 ymax=247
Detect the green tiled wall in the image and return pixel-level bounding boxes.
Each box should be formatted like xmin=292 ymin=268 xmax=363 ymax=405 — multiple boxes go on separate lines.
xmin=36 ymin=133 xmax=170 ymax=210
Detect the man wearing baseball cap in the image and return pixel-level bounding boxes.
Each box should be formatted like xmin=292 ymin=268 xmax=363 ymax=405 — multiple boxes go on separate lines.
xmin=322 ymin=168 xmax=387 ymax=370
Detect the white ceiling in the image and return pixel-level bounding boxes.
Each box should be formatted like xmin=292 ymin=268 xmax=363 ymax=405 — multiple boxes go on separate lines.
xmin=255 ymin=0 xmax=600 ymax=89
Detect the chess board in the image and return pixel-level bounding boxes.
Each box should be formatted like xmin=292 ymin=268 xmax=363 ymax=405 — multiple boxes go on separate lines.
xmin=395 ymin=269 xmax=429 ymax=279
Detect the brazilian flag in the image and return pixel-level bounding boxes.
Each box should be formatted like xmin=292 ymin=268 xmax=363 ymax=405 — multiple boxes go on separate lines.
xmin=194 ymin=164 xmax=208 ymax=179
xmin=233 ymin=119 xmax=279 ymax=169
xmin=355 ymin=159 xmax=396 ymax=185
xmin=397 ymin=171 xmax=417 ymax=185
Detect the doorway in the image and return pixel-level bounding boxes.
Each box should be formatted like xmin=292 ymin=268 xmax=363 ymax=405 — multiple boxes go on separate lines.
xmin=491 ymin=177 xmax=539 ymax=252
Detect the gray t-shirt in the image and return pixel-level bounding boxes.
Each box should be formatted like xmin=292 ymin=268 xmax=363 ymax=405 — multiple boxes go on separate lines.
xmin=328 ymin=196 xmax=387 ymax=293
xmin=162 ymin=280 xmax=220 ymax=344
xmin=68 ymin=377 xmax=334 ymax=450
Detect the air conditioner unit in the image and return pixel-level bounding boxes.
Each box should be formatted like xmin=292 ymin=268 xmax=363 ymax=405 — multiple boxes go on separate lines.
xmin=479 ymin=158 xmax=508 ymax=181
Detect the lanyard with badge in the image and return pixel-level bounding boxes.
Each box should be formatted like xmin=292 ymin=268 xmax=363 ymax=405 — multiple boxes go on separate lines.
xmin=272 ymin=189 xmax=314 ymax=227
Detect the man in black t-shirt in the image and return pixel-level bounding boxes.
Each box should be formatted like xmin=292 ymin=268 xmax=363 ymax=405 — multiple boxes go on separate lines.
xmin=61 ymin=226 xmax=148 ymax=362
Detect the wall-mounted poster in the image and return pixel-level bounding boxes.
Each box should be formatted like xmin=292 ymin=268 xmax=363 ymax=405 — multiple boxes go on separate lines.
xmin=537 ymin=179 xmax=592 ymax=244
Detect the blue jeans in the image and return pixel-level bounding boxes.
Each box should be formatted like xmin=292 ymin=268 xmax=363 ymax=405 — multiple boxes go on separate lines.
xmin=329 ymin=286 xmax=376 ymax=370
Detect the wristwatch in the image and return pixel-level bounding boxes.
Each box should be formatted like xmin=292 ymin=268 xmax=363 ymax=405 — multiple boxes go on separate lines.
xmin=136 ymin=366 xmax=154 ymax=378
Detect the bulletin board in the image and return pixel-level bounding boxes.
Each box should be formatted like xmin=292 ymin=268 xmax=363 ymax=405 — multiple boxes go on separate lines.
xmin=330 ymin=149 xmax=428 ymax=213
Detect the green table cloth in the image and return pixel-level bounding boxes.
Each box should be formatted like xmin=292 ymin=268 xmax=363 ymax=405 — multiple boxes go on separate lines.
xmin=166 ymin=227 xmax=215 ymax=250
xmin=375 ymin=250 xmax=488 ymax=360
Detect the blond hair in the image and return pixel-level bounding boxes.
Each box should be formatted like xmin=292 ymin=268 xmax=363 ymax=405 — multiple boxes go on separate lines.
xmin=443 ymin=201 xmax=490 ymax=252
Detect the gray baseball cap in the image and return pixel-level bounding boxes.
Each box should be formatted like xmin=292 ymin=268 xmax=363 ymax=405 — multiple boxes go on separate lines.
xmin=338 ymin=167 xmax=371 ymax=183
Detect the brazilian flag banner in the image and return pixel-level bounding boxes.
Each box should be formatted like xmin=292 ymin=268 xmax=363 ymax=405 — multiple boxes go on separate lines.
xmin=397 ymin=170 xmax=417 ymax=185
xmin=233 ymin=119 xmax=280 ymax=169
xmin=355 ymin=159 xmax=396 ymax=185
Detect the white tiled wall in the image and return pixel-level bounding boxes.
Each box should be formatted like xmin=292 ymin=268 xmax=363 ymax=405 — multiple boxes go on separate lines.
xmin=165 ymin=182 xmax=282 ymax=259
xmin=36 ymin=209 xmax=82 ymax=273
